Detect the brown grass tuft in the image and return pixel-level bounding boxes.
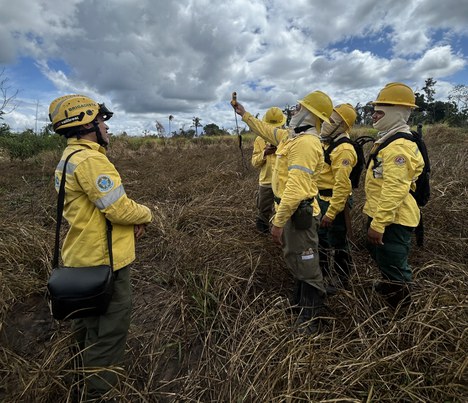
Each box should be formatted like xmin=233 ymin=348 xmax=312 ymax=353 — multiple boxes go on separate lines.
xmin=0 ymin=127 xmax=466 ymax=402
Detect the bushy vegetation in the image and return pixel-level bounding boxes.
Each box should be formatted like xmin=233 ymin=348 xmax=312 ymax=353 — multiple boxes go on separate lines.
xmin=0 ymin=125 xmax=466 ymax=402
xmin=0 ymin=126 xmax=65 ymax=160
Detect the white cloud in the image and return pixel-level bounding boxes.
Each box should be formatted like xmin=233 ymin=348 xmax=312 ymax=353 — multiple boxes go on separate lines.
xmin=413 ymin=46 xmax=466 ymax=78
xmin=0 ymin=0 xmax=467 ymax=135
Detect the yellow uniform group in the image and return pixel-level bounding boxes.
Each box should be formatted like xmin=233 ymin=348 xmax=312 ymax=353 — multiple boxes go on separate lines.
xmin=239 ymin=82 xmax=425 ymax=330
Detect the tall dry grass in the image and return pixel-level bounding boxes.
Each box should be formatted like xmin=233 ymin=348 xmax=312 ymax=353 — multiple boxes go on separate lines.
xmin=0 ymin=126 xmax=466 ymax=402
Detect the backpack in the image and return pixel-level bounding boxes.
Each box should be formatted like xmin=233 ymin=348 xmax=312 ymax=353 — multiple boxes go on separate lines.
xmin=324 ymin=135 xmax=374 ymax=188
xmin=367 ymin=125 xmax=430 ymax=207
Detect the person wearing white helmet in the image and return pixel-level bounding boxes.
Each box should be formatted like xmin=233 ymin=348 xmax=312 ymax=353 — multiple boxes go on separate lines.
xmin=251 ymin=107 xmax=286 ymax=234
xmin=49 ymin=94 xmax=153 ymax=400
xmin=365 ymin=83 xmax=425 ymax=310
xmin=233 ymin=91 xmax=333 ymax=333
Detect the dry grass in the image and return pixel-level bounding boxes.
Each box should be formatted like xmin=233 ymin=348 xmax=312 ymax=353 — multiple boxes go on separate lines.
xmin=0 ymin=126 xmax=466 ymax=402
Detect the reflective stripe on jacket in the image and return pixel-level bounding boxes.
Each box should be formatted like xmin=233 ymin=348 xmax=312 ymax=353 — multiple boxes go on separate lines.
xmin=243 ymin=112 xmax=322 ymax=227
xmin=251 ymin=136 xmax=276 ymax=186
xmin=363 ymin=137 xmax=424 ymax=233
xmin=54 ymin=138 xmax=153 ymax=270
xmin=317 ymin=134 xmax=357 ymax=220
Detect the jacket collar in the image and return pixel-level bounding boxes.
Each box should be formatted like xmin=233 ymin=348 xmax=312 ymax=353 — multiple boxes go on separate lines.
xmin=67 ymin=138 xmax=107 ymax=155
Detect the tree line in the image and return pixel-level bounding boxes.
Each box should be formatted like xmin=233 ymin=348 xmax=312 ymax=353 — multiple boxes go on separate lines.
xmin=353 ymin=78 xmax=468 ymax=127
xmin=1 ymin=70 xmax=467 ymax=145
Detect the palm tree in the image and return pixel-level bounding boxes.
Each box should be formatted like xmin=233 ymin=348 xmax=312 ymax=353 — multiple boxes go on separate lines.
xmin=192 ymin=116 xmax=202 ymax=137
xmin=169 ymin=115 xmax=174 ymax=135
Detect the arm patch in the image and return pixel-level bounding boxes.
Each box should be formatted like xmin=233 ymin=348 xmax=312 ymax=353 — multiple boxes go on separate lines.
xmin=96 ymin=175 xmax=115 ymax=192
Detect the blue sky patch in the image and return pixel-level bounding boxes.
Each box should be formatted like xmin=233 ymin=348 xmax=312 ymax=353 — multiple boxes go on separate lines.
xmin=329 ymin=27 xmax=394 ymax=58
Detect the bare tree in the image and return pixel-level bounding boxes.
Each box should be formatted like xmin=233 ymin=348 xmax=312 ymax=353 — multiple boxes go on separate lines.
xmin=0 ymin=69 xmax=18 ymax=120
xmin=155 ymin=120 xmax=166 ymax=137
xmin=448 ymin=84 xmax=468 ymax=112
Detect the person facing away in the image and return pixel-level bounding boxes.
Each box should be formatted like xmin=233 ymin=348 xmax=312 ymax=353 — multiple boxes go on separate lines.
xmin=233 ymin=91 xmax=333 ymax=334
xmin=317 ymin=103 xmax=358 ymax=294
xmin=49 ymin=94 xmax=153 ymax=401
xmin=251 ymin=107 xmax=287 ymax=234
xmin=364 ymin=82 xmax=424 ymax=311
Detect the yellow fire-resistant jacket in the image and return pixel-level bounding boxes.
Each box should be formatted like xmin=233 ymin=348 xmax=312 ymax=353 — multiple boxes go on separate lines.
xmin=54 ymin=138 xmax=153 ymax=270
xmin=243 ymin=112 xmax=323 ymax=227
xmin=318 ymin=134 xmax=357 ymax=220
xmin=251 ymin=136 xmax=276 ymax=186
xmin=363 ymin=136 xmax=424 ymax=233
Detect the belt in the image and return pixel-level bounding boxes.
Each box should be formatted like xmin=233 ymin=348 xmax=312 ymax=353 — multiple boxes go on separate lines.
xmin=274 ymin=196 xmax=314 ymax=205
xmin=319 ymin=189 xmax=333 ymax=197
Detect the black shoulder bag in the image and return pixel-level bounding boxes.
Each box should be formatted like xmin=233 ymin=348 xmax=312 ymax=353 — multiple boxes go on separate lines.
xmin=47 ymin=150 xmax=115 ymax=320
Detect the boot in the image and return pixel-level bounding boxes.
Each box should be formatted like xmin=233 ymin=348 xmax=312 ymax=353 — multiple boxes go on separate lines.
xmin=255 ymin=217 xmax=270 ymax=234
xmin=375 ymin=281 xmax=411 ymax=311
xmin=295 ymin=281 xmax=325 ymax=334
xmin=288 ymin=279 xmax=302 ymax=316
xmin=334 ymin=250 xmax=351 ymax=290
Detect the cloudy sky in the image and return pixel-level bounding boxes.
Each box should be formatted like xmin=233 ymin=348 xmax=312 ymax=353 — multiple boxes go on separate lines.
xmin=1 ymin=0 xmax=467 ymax=135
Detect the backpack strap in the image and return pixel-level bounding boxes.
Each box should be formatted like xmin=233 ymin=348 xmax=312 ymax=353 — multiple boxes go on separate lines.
xmin=366 ymin=132 xmax=414 ymax=169
xmin=324 ymin=137 xmax=352 ymax=165
xmin=294 ymin=124 xmax=314 ymax=134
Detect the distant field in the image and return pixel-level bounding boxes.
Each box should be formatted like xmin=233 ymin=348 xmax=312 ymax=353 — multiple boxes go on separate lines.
xmin=0 ymin=124 xmax=466 ymax=402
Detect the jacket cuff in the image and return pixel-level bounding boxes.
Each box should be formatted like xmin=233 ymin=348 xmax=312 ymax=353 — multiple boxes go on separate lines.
xmin=325 ymin=210 xmax=336 ymax=221
xmin=272 ymin=214 xmax=286 ymax=228
xmin=370 ymin=220 xmax=385 ymax=234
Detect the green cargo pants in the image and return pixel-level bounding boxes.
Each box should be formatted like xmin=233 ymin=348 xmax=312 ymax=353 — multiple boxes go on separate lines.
xmin=282 ymin=216 xmax=325 ymax=294
xmin=72 ymin=265 xmax=132 ymax=400
xmin=256 ymin=185 xmax=275 ymax=227
xmin=318 ymin=197 xmax=353 ymax=282
xmin=366 ymin=219 xmax=413 ymax=283
xmin=318 ymin=197 xmax=350 ymax=251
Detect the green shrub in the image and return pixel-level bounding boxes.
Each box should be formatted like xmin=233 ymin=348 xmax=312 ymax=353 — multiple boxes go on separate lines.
xmin=0 ymin=131 xmax=65 ymax=160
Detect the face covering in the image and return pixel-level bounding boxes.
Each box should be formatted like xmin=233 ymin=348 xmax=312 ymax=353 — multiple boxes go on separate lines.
xmin=289 ymin=105 xmax=317 ymax=130
xmin=320 ymin=110 xmax=343 ymax=140
xmin=373 ymin=105 xmax=411 ymax=133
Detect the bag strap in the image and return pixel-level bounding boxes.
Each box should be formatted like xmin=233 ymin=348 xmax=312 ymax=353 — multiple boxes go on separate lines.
xmin=366 ymin=132 xmax=414 ymax=169
xmin=53 ymin=150 xmax=114 ymax=270
xmin=324 ymin=137 xmax=351 ymax=165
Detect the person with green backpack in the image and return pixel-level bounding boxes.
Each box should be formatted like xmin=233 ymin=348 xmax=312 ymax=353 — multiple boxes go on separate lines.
xmin=364 ymin=82 xmax=425 ymax=311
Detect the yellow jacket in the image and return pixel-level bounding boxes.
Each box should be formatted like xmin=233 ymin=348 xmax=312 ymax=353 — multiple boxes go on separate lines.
xmin=243 ymin=112 xmax=323 ymax=227
xmin=363 ymin=136 xmax=424 ymax=233
xmin=251 ymin=136 xmax=276 ymax=186
xmin=55 ymin=138 xmax=153 ymax=270
xmin=318 ymin=134 xmax=357 ymax=220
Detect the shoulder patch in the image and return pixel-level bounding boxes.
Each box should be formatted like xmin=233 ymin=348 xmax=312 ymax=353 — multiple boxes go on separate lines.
xmin=96 ymin=175 xmax=114 ymax=192
xmin=394 ymin=155 xmax=406 ymax=165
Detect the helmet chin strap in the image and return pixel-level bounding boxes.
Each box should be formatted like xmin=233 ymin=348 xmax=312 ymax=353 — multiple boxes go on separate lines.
xmin=93 ymin=121 xmax=108 ymax=147
xmin=66 ymin=120 xmax=108 ymax=147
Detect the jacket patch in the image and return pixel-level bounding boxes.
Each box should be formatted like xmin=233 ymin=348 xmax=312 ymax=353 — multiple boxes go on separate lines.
xmin=96 ymin=175 xmax=114 ymax=192
xmin=394 ymin=155 xmax=406 ymax=165
xmin=342 ymin=159 xmax=350 ymax=166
